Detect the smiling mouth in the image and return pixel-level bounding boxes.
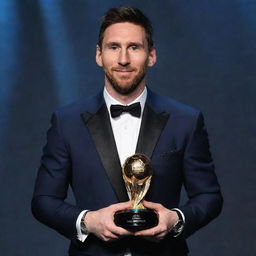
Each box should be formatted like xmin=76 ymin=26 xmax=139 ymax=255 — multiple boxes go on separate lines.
xmin=114 ymin=70 xmax=134 ymax=77
xmin=114 ymin=70 xmax=133 ymax=72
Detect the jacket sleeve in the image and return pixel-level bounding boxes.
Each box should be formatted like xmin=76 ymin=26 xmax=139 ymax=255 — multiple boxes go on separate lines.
xmin=31 ymin=111 xmax=81 ymax=241
xmin=179 ymin=112 xmax=223 ymax=238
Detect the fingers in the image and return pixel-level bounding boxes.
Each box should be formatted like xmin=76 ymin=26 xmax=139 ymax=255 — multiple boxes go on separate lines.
xmin=142 ymin=200 xmax=163 ymax=210
xmin=109 ymin=202 xmax=133 ymax=236
xmin=87 ymin=201 xmax=133 ymax=242
xmin=100 ymin=230 xmax=119 ymax=242
xmin=111 ymin=225 xmax=133 ymax=236
xmin=100 ymin=220 xmax=132 ymax=241
xmin=110 ymin=201 xmax=131 ymax=212
xmin=96 ymin=219 xmax=132 ymax=241
xmin=135 ymin=226 xmax=159 ymax=237
xmin=135 ymin=226 xmax=167 ymax=242
xmin=134 ymin=202 xmax=171 ymax=241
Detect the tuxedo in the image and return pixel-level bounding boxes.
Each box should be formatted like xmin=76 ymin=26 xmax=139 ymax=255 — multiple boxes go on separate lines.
xmin=32 ymin=89 xmax=223 ymax=256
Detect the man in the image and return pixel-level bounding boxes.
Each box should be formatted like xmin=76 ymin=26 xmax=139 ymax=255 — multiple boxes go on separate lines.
xmin=32 ymin=6 xmax=223 ymax=256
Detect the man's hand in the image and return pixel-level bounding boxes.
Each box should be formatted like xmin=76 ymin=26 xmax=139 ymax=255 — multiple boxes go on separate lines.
xmin=84 ymin=201 xmax=133 ymax=242
xmin=134 ymin=200 xmax=179 ymax=242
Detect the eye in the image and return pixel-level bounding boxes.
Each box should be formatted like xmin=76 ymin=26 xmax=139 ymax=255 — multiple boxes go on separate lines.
xmin=130 ymin=45 xmax=139 ymax=50
xmin=108 ymin=44 xmax=119 ymax=50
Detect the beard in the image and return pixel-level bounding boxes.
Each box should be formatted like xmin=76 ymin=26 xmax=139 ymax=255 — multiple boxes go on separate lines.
xmin=104 ymin=65 xmax=147 ymax=95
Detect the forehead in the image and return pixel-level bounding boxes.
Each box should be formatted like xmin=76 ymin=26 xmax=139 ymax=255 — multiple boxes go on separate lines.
xmin=102 ymin=22 xmax=147 ymax=44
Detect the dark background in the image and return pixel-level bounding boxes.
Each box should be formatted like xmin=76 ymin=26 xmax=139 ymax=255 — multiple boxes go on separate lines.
xmin=0 ymin=0 xmax=255 ymax=255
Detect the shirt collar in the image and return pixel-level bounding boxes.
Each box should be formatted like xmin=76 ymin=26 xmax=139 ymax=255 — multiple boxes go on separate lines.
xmin=103 ymin=86 xmax=147 ymax=115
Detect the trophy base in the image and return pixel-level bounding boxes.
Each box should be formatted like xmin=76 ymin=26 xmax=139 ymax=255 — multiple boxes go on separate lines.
xmin=114 ymin=209 xmax=158 ymax=231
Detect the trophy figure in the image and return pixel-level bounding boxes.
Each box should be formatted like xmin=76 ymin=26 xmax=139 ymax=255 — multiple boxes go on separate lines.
xmin=114 ymin=154 xmax=158 ymax=231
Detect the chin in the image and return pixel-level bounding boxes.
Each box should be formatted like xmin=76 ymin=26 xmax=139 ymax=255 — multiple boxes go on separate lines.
xmin=106 ymin=71 xmax=145 ymax=95
xmin=110 ymin=83 xmax=136 ymax=95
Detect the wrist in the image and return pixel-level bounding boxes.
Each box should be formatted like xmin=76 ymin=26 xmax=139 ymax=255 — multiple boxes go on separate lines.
xmin=171 ymin=210 xmax=179 ymax=223
xmin=169 ymin=209 xmax=185 ymax=237
xmin=80 ymin=211 xmax=91 ymax=235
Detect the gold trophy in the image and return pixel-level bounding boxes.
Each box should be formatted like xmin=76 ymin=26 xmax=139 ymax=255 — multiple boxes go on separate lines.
xmin=114 ymin=154 xmax=158 ymax=231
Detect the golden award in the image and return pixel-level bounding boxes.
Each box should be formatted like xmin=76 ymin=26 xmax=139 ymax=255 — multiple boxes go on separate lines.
xmin=114 ymin=153 xmax=158 ymax=231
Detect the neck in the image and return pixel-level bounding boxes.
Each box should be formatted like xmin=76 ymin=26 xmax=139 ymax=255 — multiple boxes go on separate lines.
xmin=105 ymin=80 xmax=146 ymax=105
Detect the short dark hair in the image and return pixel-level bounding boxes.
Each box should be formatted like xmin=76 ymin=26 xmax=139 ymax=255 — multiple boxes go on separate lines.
xmin=98 ymin=6 xmax=154 ymax=50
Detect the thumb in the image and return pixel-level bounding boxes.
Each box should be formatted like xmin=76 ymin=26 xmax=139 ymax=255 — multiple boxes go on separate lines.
xmin=142 ymin=200 xmax=161 ymax=210
xmin=112 ymin=201 xmax=131 ymax=211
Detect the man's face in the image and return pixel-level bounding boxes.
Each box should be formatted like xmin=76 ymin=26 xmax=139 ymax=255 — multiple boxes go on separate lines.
xmin=96 ymin=22 xmax=156 ymax=95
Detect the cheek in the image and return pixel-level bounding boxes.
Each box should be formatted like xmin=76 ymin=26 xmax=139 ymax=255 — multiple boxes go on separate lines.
xmin=133 ymin=55 xmax=149 ymax=67
xmin=102 ymin=53 xmax=117 ymax=66
xmin=101 ymin=58 xmax=111 ymax=68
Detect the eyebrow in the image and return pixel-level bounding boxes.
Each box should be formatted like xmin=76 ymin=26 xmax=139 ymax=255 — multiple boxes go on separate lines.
xmin=128 ymin=42 xmax=145 ymax=48
xmin=104 ymin=41 xmax=145 ymax=48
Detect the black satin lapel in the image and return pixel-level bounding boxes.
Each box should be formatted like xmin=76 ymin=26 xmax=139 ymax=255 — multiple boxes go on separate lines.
xmin=81 ymin=105 xmax=129 ymax=202
xmin=136 ymin=104 xmax=169 ymax=157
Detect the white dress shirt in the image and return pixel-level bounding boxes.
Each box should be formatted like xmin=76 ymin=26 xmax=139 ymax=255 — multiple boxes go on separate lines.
xmin=104 ymin=87 xmax=147 ymax=166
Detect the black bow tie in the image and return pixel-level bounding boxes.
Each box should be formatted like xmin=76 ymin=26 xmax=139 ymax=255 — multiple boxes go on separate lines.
xmin=110 ymin=102 xmax=141 ymax=118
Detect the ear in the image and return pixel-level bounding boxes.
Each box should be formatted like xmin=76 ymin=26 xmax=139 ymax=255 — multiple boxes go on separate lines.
xmin=96 ymin=45 xmax=103 ymax=67
xmin=147 ymin=47 xmax=157 ymax=67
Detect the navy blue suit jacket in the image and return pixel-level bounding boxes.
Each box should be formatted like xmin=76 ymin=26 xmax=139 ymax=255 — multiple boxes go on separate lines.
xmin=32 ymin=89 xmax=223 ymax=256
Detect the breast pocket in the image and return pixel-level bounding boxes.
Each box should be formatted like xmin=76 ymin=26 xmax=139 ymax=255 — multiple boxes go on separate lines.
xmin=154 ymin=148 xmax=180 ymax=158
xmin=151 ymin=149 xmax=183 ymax=177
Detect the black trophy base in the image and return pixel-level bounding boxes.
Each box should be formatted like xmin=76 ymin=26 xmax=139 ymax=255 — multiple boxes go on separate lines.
xmin=114 ymin=209 xmax=158 ymax=231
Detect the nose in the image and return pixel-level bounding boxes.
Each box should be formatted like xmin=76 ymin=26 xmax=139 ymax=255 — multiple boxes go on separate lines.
xmin=118 ymin=48 xmax=130 ymax=66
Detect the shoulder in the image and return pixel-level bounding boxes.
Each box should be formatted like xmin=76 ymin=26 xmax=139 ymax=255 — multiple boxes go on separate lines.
xmin=148 ymin=90 xmax=201 ymax=119
xmin=53 ymin=91 xmax=103 ymax=119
